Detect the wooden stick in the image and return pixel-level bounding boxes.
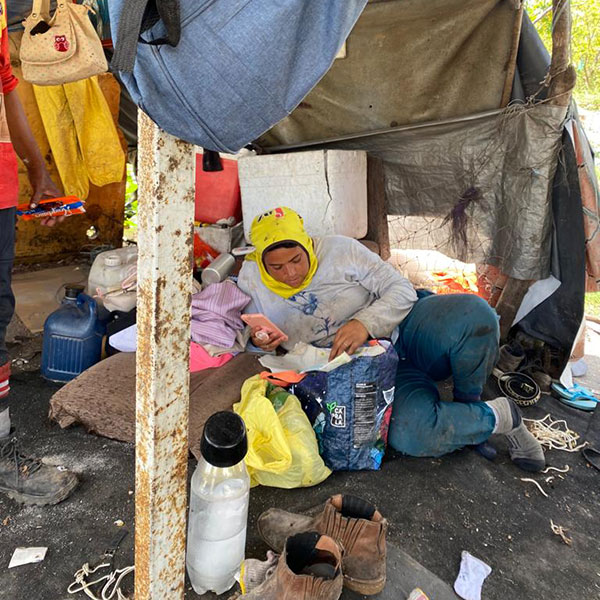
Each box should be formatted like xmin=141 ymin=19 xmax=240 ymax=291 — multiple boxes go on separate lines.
xmin=496 ymin=277 xmax=532 ymax=341
xmin=366 ymin=155 xmax=391 ymax=261
xmin=548 ymin=0 xmax=576 ymax=106
xmin=500 ymin=2 xmax=525 ymax=107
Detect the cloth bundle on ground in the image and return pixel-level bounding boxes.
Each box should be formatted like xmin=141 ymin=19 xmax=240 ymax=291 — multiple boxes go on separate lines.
xmin=233 ymin=376 xmax=331 ymax=488
xmin=107 ymin=323 xmax=235 ymax=372
xmin=107 ymin=281 xmax=250 ymax=371
xmin=48 ymin=351 xmax=263 ymax=458
xmin=33 ymin=76 xmax=125 ymax=199
xmin=108 ymin=0 xmax=368 ymax=151
xmin=191 ymin=281 xmax=250 ymax=349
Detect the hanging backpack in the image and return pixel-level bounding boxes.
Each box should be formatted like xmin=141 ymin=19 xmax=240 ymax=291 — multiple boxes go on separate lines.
xmin=108 ymin=0 xmax=368 ymax=152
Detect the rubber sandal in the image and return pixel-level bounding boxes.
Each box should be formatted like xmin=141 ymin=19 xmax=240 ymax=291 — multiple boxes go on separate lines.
xmin=582 ymin=447 xmax=600 ymax=472
xmin=552 ymin=382 xmax=599 ymax=402
xmin=551 ymin=383 xmax=598 ymax=411
xmin=556 ymin=394 xmax=597 ymax=411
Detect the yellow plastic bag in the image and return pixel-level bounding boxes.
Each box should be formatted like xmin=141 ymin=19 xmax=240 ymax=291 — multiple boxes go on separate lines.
xmin=234 ymin=376 xmax=331 ymax=489
xmin=34 ymin=76 xmax=125 ymax=198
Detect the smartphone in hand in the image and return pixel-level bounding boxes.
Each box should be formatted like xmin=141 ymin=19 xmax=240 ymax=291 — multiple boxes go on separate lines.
xmin=241 ymin=313 xmax=288 ymax=342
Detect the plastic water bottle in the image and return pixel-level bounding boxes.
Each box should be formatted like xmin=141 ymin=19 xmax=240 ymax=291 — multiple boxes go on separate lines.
xmin=186 ymin=411 xmax=250 ymax=595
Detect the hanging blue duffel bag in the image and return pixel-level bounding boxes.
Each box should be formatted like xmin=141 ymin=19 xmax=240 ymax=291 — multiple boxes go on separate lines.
xmin=108 ymin=0 xmax=368 ymax=152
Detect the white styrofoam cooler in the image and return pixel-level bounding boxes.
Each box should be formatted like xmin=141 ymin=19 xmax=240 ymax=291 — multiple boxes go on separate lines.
xmin=238 ymin=150 xmax=367 ymax=242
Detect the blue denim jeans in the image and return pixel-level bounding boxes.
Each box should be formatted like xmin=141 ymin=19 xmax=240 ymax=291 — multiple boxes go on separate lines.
xmin=0 ymin=208 xmax=16 ymax=369
xmin=389 ymin=294 xmax=499 ymax=457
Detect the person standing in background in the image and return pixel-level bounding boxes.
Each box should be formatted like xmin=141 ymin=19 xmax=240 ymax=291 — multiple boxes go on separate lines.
xmin=0 ymin=0 xmax=78 ymax=504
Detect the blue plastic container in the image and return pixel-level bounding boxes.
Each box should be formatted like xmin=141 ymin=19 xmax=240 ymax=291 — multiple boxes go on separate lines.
xmin=41 ymin=285 xmax=106 ymax=382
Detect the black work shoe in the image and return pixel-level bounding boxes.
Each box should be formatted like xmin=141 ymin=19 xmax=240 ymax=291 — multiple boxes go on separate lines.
xmin=0 ymin=437 xmax=78 ymax=505
xmin=496 ymin=342 xmax=525 ymax=373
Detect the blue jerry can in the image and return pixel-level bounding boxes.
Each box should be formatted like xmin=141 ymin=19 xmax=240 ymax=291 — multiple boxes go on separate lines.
xmin=41 ymin=284 xmax=106 ymax=382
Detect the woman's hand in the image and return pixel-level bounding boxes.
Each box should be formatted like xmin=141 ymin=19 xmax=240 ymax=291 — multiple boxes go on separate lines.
xmin=28 ymin=165 xmax=61 ymax=209
xmin=329 ymin=319 xmax=369 ymax=361
xmin=27 ymin=165 xmax=64 ymax=227
xmin=251 ymin=327 xmax=286 ymax=353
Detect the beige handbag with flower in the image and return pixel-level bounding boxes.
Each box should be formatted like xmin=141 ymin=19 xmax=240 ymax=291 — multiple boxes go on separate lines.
xmin=20 ymin=0 xmax=107 ymax=85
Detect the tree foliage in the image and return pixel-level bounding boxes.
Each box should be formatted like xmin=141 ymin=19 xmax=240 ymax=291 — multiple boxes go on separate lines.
xmin=526 ymin=0 xmax=600 ymax=109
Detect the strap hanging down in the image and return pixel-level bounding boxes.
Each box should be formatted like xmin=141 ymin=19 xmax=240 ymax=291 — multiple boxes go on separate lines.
xmin=111 ymin=0 xmax=180 ymax=73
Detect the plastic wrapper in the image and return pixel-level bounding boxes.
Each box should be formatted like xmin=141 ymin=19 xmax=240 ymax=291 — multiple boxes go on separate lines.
xmin=16 ymin=196 xmax=86 ymax=221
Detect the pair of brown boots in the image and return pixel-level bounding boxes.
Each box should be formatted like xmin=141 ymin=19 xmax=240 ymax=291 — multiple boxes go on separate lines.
xmin=240 ymin=494 xmax=387 ymax=599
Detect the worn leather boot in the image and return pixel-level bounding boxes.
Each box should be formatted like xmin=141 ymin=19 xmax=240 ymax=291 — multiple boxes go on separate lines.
xmin=258 ymin=495 xmax=387 ymax=595
xmin=0 ymin=435 xmax=78 ymax=505
xmin=240 ymin=532 xmax=343 ymax=600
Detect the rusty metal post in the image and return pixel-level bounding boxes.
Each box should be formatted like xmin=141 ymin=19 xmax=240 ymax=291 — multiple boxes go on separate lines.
xmin=135 ymin=110 xmax=195 ymax=599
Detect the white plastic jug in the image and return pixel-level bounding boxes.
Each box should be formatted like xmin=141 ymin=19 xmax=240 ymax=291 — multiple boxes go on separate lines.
xmin=87 ymin=247 xmax=138 ymax=312
xmin=186 ymin=412 xmax=250 ymax=595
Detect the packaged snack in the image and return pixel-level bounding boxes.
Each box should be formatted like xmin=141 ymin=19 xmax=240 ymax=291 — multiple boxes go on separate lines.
xmin=16 ymin=196 xmax=86 ymax=221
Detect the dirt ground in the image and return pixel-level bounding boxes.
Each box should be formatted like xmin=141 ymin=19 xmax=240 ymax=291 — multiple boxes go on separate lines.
xmin=1 ymin=314 xmax=599 ymax=599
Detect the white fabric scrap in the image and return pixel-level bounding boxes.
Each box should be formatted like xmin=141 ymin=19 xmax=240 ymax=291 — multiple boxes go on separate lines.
xmin=570 ymin=358 xmax=588 ymax=378
xmin=454 ymin=551 xmax=492 ymax=600
xmin=560 ymin=317 xmax=586 ymax=388
xmin=109 ymin=324 xmax=137 ymax=353
xmin=512 ymin=275 xmax=561 ymax=326
xmin=9 ymin=547 xmax=48 ymax=568
xmin=259 ymin=342 xmax=385 ymax=374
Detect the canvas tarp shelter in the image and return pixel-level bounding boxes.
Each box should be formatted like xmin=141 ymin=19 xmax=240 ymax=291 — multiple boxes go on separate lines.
xmin=256 ymin=0 xmax=583 ymax=283
xmin=259 ymin=0 xmax=519 ymax=143
xmin=253 ymin=0 xmax=599 ymax=351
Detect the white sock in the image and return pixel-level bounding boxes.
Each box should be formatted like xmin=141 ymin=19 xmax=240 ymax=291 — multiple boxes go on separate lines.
xmin=486 ymin=397 xmax=517 ymax=434
xmin=454 ymin=551 xmax=491 ymax=600
xmin=0 ymin=407 xmax=11 ymax=438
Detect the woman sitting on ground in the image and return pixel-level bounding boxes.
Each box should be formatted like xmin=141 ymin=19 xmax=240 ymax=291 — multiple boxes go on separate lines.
xmin=237 ymin=207 xmax=545 ymax=472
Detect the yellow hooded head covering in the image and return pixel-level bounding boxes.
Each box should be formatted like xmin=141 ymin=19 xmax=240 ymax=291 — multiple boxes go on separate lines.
xmin=247 ymin=207 xmax=318 ymax=298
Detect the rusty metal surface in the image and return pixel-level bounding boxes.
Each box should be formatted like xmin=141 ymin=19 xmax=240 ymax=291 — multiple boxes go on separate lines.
xmin=135 ymin=111 xmax=195 ymax=599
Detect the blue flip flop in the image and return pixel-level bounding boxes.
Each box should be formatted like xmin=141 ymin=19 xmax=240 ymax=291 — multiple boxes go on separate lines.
xmin=551 ymin=382 xmax=598 ymax=412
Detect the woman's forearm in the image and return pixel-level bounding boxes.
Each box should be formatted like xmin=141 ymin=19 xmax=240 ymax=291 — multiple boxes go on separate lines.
xmin=4 ymin=88 xmax=45 ymax=172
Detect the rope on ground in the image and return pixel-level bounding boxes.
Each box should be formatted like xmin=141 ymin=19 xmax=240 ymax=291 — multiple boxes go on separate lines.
xmin=520 ymin=478 xmax=549 ymax=498
xmin=541 ymin=465 xmax=570 ymax=474
xmin=522 ymin=414 xmax=588 ymax=452
xmin=550 ymin=519 xmax=573 ymax=546
xmin=67 ymin=562 xmax=134 ymax=600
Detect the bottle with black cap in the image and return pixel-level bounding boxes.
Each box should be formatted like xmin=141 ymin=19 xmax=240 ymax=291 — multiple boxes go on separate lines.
xmin=186 ymin=411 xmax=250 ymax=595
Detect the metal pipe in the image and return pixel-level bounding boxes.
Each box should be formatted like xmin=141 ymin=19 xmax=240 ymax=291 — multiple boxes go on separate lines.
xmin=135 ymin=110 xmax=195 ymax=599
